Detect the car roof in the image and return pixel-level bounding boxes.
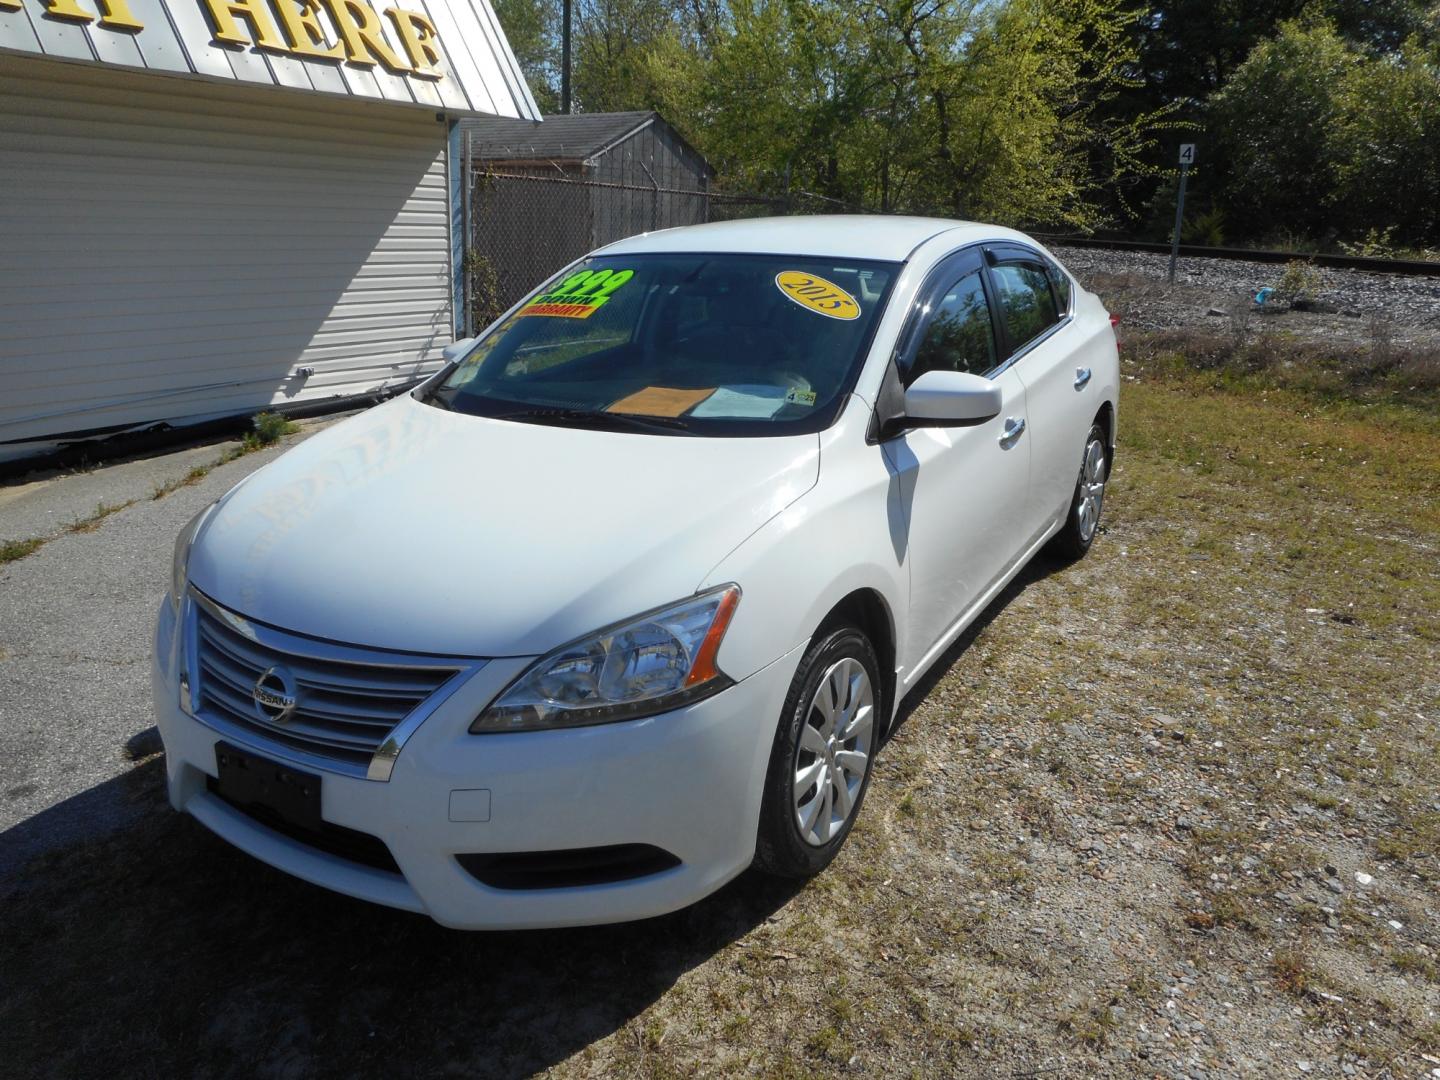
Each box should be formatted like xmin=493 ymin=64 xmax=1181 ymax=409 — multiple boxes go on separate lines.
xmin=597 ymin=215 xmax=1007 ymax=263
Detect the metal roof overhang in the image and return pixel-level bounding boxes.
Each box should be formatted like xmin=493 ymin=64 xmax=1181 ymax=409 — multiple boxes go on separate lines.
xmin=0 ymin=0 xmax=539 ymax=119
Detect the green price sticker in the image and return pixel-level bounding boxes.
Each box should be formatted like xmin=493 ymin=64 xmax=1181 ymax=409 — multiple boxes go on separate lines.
xmin=518 ymin=268 xmax=635 ymax=319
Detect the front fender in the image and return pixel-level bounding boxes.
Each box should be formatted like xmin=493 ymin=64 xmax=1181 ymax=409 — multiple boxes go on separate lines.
xmin=699 ymin=400 xmax=908 ymax=710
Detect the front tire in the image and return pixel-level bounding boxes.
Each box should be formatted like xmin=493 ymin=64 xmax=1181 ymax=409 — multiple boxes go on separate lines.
xmin=1048 ymin=422 xmax=1109 ymax=561
xmin=754 ymin=627 xmax=881 ymax=879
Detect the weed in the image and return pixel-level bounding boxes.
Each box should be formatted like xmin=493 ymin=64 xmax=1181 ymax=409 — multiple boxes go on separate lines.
xmin=0 ymin=537 xmax=45 ymax=564
xmin=1274 ymin=260 xmax=1325 ymax=305
xmin=1058 ymin=999 xmax=1117 ymax=1048
xmin=1272 ymin=948 xmax=1312 ymax=995
xmin=1391 ymin=951 xmax=1439 ymax=982
xmin=150 ymin=464 xmax=214 ymax=502
xmin=804 ymin=1024 xmax=847 ymax=1062
xmin=66 ymin=500 xmax=134 ymax=534
xmin=241 ymin=411 xmax=299 ymax=453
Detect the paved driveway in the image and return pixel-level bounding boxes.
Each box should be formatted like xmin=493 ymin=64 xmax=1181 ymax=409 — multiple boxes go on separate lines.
xmin=0 ymin=430 xmax=317 ymax=878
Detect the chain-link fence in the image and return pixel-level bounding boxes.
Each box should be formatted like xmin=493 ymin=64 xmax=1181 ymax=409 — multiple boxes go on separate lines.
xmin=463 ymin=168 xmax=813 ymax=331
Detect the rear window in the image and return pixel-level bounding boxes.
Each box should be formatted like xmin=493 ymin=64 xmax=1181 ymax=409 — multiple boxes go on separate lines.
xmin=990 ymin=261 xmax=1060 ymax=349
xmin=1046 ymin=260 xmax=1072 ymax=314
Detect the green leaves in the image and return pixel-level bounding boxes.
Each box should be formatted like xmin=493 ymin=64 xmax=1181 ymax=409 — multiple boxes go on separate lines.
xmin=629 ymin=0 xmax=1177 ymax=228
xmin=1208 ymin=19 xmax=1440 ymax=245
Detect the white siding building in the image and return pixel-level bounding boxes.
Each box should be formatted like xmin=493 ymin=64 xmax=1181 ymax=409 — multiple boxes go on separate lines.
xmin=0 ymin=0 xmax=537 ymax=464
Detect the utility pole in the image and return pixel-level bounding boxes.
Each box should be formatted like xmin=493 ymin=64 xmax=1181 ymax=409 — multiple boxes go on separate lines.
xmin=561 ymin=0 xmax=572 ymax=114
xmin=1168 ymin=143 xmax=1196 ymax=285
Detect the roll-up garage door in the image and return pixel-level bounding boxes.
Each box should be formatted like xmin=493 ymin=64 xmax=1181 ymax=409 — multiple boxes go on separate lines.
xmin=0 ymin=53 xmax=455 ymax=460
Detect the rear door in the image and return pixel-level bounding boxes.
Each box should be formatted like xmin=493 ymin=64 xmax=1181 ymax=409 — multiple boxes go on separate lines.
xmin=883 ymin=247 xmax=1031 ymax=670
xmin=983 ymin=244 xmax=1092 ymax=536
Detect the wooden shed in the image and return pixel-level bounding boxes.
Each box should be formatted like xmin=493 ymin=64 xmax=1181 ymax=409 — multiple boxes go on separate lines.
xmin=457 ymin=111 xmax=715 ymax=317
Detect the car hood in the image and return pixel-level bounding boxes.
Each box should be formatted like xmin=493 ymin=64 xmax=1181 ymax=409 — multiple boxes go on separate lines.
xmin=188 ymin=394 xmax=820 ymax=657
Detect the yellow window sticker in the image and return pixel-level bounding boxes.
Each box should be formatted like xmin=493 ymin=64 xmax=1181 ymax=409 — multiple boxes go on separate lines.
xmin=518 ymin=268 xmax=635 ymax=319
xmin=785 ymin=387 xmax=817 ymax=406
xmin=775 ymin=271 xmax=860 ymax=320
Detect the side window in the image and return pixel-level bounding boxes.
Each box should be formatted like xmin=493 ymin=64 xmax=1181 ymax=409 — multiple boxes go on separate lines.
xmin=989 ymin=261 xmax=1060 ymax=350
xmin=909 ymin=268 xmax=997 ymax=382
xmin=1046 ymin=259 xmax=1072 ymax=314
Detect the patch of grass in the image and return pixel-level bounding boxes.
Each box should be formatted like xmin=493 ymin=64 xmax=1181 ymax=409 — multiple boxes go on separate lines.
xmin=1272 ymin=948 xmax=1313 ymax=996
xmin=66 ymin=499 xmax=134 ymax=534
xmin=1124 ymin=327 xmax=1440 ymax=421
xmin=804 ymin=1024 xmax=848 ymax=1063
xmin=1391 ymin=950 xmax=1439 ymax=982
xmin=148 ymin=412 xmax=299 ymax=504
xmin=1057 ymin=998 xmax=1117 ymax=1048
xmin=1374 ymin=807 xmax=1440 ymax=870
xmin=0 ymin=537 xmax=46 ymax=564
xmin=240 ymin=410 xmax=299 ymax=453
xmin=150 ymin=464 xmax=213 ymax=501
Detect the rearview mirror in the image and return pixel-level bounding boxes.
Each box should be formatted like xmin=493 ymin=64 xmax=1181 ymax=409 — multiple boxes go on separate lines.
xmin=903 ymin=370 xmax=1003 ymax=426
xmin=442 ymin=336 xmax=479 ymax=363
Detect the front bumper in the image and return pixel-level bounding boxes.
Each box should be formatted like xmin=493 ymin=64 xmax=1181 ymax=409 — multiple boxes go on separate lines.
xmin=151 ymin=598 xmax=803 ymax=929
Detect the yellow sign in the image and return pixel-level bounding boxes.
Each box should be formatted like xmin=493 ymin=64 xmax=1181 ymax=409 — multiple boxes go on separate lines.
xmin=775 ymin=272 xmax=860 ymax=321
xmin=4 ymin=0 xmax=146 ymax=30
xmin=203 ymin=0 xmax=444 ymax=78
xmin=0 ymin=0 xmax=446 ymax=80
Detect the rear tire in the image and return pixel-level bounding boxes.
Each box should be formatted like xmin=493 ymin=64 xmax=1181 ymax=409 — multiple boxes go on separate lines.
xmin=1048 ymin=422 xmax=1110 ymax=562
xmin=754 ymin=627 xmax=881 ymax=879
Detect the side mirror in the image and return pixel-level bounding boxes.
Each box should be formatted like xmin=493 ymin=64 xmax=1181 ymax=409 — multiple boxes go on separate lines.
xmin=903 ymin=370 xmax=1002 ymax=426
xmin=442 ymin=336 xmax=479 ymax=363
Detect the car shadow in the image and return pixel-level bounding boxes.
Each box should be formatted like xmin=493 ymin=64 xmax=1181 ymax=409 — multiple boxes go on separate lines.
xmin=884 ymin=547 xmax=1071 ymax=745
xmin=0 ymin=757 xmax=802 ymax=1079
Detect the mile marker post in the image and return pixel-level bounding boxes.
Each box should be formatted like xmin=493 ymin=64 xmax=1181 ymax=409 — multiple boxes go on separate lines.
xmin=1169 ymin=143 xmax=1196 ymax=285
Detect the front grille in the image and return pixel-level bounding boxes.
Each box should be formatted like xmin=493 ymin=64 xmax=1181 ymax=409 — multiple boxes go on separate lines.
xmin=193 ymin=598 xmax=463 ymax=773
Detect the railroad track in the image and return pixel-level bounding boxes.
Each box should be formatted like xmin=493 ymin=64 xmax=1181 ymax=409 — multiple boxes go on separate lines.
xmin=1033 ymin=234 xmax=1440 ymax=278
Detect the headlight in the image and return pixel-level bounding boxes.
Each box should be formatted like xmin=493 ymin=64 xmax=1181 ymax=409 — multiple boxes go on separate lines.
xmin=170 ymin=503 xmax=215 ymax=613
xmin=471 ymin=585 xmax=741 ymax=733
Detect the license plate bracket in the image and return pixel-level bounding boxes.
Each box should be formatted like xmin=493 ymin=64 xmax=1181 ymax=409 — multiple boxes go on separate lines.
xmin=213 ymin=742 xmax=322 ymax=832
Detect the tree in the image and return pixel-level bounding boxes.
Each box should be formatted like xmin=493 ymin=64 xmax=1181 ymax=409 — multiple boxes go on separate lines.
xmin=492 ymin=0 xmax=560 ymax=112
xmin=1136 ymin=0 xmax=1432 ymax=106
xmin=641 ymin=0 xmax=1177 ymax=229
xmin=1206 ymin=18 xmax=1354 ymax=242
xmin=1207 ymin=18 xmax=1440 ymax=245
xmin=1330 ymin=37 xmax=1440 ymax=243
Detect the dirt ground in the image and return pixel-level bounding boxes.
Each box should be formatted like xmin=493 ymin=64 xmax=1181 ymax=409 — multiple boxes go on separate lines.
xmin=3 ymin=348 xmax=1438 ymax=1079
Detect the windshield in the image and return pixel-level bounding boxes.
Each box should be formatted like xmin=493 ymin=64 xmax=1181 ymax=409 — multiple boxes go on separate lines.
xmin=423 ymin=253 xmax=898 ymax=436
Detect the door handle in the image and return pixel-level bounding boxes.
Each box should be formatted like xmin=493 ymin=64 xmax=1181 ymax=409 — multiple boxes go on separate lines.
xmin=1074 ymin=367 xmax=1092 ymax=390
xmin=1000 ymin=417 xmax=1026 ymax=444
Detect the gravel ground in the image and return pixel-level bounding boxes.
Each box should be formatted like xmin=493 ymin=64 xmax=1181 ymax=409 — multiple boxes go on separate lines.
xmin=1052 ymin=245 xmax=1440 ymax=348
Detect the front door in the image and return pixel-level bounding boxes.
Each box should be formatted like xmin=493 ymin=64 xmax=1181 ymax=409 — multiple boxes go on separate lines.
xmin=882 ymin=249 xmax=1032 ymax=674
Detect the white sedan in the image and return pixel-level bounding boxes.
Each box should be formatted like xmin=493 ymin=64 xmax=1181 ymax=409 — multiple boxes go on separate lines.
xmin=152 ymin=216 xmax=1118 ymax=928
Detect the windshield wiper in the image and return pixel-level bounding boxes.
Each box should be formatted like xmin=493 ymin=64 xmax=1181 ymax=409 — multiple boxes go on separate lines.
xmin=493 ymin=407 xmax=693 ymax=435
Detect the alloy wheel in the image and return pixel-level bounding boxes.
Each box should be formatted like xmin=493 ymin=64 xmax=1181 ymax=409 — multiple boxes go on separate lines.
xmin=793 ymin=656 xmax=874 ymax=847
xmin=1076 ymin=436 xmax=1108 ymax=543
